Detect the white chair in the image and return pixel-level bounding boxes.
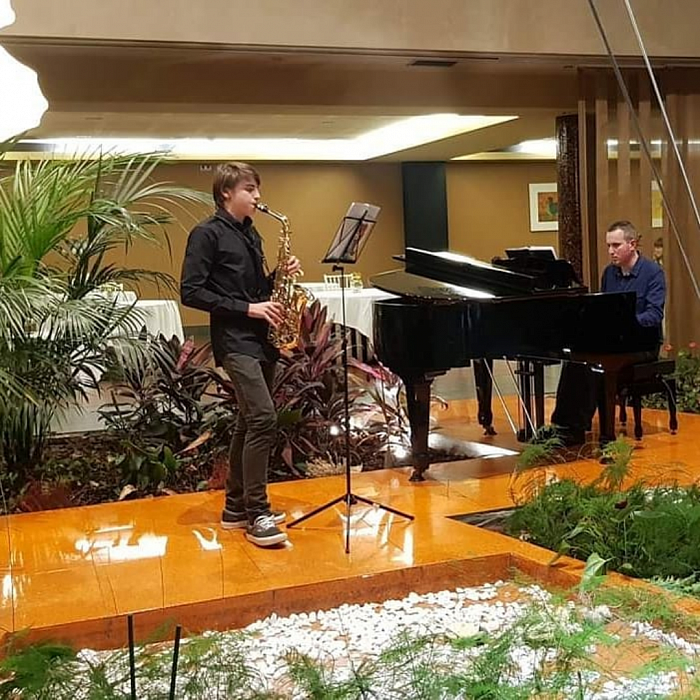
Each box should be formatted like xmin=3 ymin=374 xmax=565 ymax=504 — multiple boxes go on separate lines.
xmin=323 ymin=272 xmax=363 ymax=291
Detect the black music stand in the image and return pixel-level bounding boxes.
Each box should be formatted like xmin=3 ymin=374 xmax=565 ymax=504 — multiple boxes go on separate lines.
xmin=287 ymin=203 xmax=414 ymax=553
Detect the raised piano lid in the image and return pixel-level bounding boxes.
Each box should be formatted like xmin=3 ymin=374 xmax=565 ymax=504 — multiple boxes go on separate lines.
xmin=371 ymin=247 xmax=559 ymax=299
xmin=370 ymin=268 xmax=497 ymax=301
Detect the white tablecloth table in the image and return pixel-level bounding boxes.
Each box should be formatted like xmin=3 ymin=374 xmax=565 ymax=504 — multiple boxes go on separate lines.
xmin=303 ymin=286 xmax=395 ymax=340
xmin=132 ymin=299 xmax=185 ymax=342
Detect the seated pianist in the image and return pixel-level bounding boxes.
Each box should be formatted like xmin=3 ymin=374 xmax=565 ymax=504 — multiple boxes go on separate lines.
xmin=551 ymin=220 xmax=666 ymax=446
xmin=371 ymin=238 xmax=662 ymax=479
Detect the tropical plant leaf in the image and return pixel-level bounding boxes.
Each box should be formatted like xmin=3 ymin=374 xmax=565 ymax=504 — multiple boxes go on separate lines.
xmin=0 ymin=150 xmax=209 ymax=479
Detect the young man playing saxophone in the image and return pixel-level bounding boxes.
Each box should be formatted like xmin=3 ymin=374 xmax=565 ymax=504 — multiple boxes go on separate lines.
xmin=181 ymin=162 xmax=301 ymax=548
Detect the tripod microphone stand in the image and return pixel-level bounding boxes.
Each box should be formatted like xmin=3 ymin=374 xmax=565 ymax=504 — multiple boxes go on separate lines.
xmin=287 ymin=204 xmax=413 ymax=553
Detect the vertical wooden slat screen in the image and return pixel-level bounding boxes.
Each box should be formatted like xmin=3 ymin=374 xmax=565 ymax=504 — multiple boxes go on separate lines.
xmin=638 ymin=75 xmax=652 ymax=239
xmin=664 ymin=69 xmax=700 ymax=349
xmin=578 ymin=66 xmax=700 ymax=348
xmin=579 ymin=69 xmax=656 ymax=289
xmin=616 ymin=73 xmax=632 ymax=220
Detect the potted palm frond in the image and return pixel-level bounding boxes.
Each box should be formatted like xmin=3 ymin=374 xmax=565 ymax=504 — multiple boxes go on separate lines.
xmin=0 ymin=149 xmax=209 ymax=485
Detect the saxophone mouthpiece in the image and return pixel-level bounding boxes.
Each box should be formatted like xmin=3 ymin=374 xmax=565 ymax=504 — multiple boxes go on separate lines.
xmin=256 ymin=202 xmax=287 ymax=224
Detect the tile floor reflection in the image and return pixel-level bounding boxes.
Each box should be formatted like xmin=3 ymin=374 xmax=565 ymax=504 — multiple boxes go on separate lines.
xmin=0 ymin=397 xmax=690 ymax=650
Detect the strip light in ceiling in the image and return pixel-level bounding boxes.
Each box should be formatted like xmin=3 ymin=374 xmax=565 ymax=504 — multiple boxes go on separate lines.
xmin=21 ymin=114 xmax=518 ymax=161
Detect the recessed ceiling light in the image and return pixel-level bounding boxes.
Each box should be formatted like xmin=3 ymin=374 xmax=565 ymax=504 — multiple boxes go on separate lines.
xmin=16 ymin=114 xmax=519 ymax=161
xmin=452 ymin=138 xmax=556 ymax=161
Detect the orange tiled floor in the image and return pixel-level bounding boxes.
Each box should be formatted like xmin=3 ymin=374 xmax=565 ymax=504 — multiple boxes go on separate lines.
xmin=0 ymin=399 xmax=694 ymax=649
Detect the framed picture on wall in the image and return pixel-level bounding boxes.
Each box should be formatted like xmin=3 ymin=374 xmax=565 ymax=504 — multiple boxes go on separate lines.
xmin=528 ymin=183 xmax=559 ymax=232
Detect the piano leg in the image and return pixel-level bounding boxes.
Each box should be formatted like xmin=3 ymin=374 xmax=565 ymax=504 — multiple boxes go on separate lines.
xmin=534 ymin=362 xmax=546 ymax=429
xmin=597 ymin=370 xmax=619 ymax=445
xmin=403 ymin=376 xmax=433 ymax=481
xmin=515 ymin=360 xmax=535 ymax=442
xmin=473 ymin=359 xmax=496 ymax=436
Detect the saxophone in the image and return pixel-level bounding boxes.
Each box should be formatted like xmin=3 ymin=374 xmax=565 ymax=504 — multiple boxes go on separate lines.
xmin=256 ymin=203 xmax=312 ymax=350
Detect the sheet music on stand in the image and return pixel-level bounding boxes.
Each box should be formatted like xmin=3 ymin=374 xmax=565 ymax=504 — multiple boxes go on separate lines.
xmin=505 ymin=246 xmax=558 ymax=261
xmin=289 ymin=199 xmax=413 ymax=549
xmin=322 ymin=202 xmax=381 ymax=265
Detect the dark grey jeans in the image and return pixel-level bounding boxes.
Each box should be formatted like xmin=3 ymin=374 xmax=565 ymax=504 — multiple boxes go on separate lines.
xmin=551 ymin=348 xmax=660 ymax=435
xmin=221 ymin=352 xmax=277 ymax=522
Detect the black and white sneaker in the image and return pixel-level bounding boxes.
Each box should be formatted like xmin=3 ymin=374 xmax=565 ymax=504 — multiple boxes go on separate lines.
xmin=221 ymin=509 xmax=286 ymax=530
xmin=245 ymin=514 xmax=288 ymax=547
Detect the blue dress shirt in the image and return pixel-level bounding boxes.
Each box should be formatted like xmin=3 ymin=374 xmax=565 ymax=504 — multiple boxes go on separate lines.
xmin=600 ymin=254 xmax=665 ymax=330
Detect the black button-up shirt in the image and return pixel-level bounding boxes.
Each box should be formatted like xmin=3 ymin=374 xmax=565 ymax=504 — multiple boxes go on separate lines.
xmin=180 ymin=208 xmax=278 ymax=364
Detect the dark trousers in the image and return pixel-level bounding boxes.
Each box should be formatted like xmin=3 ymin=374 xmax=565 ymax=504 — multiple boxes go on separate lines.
xmin=551 ymin=362 xmax=598 ymax=436
xmin=221 ymin=353 xmax=277 ymax=522
xmin=551 ymin=349 xmax=660 ymax=437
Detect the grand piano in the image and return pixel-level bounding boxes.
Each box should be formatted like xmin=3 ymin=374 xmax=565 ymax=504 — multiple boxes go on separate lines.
xmin=371 ymin=247 xmax=660 ymax=481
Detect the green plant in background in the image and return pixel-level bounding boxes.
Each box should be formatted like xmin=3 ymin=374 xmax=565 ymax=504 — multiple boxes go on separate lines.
xmin=100 ymin=335 xmax=220 ymax=446
xmin=349 ymin=358 xmax=449 ymax=470
xmin=99 ymin=334 xmax=233 ymax=491
xmin=645 ymin=342 xmax=700 ymax=413
xmin=0 ymin=285 xmax=143 ymax=480
xmin=0 ymin=152 xmax=207 ymax=294
xmin=271 ymin=299 xmax=347 ymax=476
xmin=349 ymin=358 xmax=411 ymax=467
xmin=0 ymin=277 xmax=53 ymax=413
xmin=673 ymin=343 xmax=700 ymax=412
xmin=0 ymin=151 xmax=209 ymax=490
xmin=115 ymin=442 xmax=181 ymax=492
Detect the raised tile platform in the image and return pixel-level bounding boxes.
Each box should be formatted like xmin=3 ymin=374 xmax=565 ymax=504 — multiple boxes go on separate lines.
xmin=0 ymin=398 xmax=691 ymax=650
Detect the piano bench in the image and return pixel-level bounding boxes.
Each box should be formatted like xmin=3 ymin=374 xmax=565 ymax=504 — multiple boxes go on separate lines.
xmin=617 ymin=359 xmax=678 ymax=440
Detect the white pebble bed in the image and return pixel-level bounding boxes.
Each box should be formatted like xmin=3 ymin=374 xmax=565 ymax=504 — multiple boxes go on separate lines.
xmin=73 ymin=581 xmax=699 ymax=699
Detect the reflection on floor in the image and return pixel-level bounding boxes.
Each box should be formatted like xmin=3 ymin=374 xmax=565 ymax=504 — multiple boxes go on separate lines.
xmin=432 ymin=362 xmax=561 ymax=401
xmin=0 ymin=395 xmax=689 ymax=651
xmin=53 ymin=361 xmax=563 ymax=435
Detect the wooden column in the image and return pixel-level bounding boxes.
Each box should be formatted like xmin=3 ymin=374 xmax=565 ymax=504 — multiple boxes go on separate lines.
xmin=556 ymin=114 xmax=583 ymax=283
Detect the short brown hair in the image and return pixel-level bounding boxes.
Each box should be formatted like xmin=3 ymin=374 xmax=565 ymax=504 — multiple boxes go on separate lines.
xmin=212 ymin=162 xmax=260 ymax=208
xmin=607 ymin=220 xmax=640 ymax=243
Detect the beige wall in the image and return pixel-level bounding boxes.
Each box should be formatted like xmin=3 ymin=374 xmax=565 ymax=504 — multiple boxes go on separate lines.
xmin=5 ymin=1 xmax=699 ymax=59
xmin=128 ymin=162 xmax=405 ymax=328
xmin=123 ymin=160 xmax=559 ymax=328
xmin=447 ymin=162 xmax=558 ymax=262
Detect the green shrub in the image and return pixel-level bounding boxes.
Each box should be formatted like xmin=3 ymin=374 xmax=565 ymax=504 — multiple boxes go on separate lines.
xmin=507 ymin=476 xmax=700 ymax=581
xmin=645 ymin=344 xmax=700 ymax=413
